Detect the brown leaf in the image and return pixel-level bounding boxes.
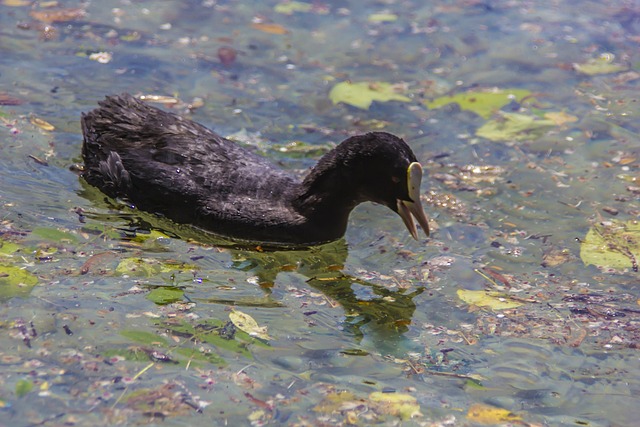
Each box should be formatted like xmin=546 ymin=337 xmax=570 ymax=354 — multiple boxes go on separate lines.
xmin=251 ymin=22 xmax=289 ymax=35
xmin=29 ymin=7 xmax=85 ymax=23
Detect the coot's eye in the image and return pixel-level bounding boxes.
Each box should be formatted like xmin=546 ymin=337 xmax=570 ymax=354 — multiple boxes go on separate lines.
xmin=391 ymin=176 xmax=401 ymax=184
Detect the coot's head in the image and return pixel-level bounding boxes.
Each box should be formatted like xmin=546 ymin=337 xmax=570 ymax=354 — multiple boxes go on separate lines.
xmin=302 ymin=132 xmax=430 ymax=239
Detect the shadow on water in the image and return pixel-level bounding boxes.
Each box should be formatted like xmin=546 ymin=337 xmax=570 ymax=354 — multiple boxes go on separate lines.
xmin=76 ymin=179 xmax=424 ymax=343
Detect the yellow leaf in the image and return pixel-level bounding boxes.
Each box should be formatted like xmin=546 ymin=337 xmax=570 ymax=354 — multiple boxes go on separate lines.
xmin=313 ymin=391 xmax=358 ymax=413
xmin=274 ymin=1 xmax=312 ymax=14
xmin=580 ymin=220 xmax=640 ymax=270
xmin=424 ymin=89 xmax=532 ymax=119
xmin=229 ymin=309 xmax=272 ymax=340
xmin=30 ymin=117 xmax=55 ymax=131
xmin=29 ymin=7 xmax=85 ymax=23
xmin=368 ymin=392 xmax=422 ymax=420
xmin=476 ymin=112 xmax=555 ymax=142
xmin=368 ymin=13 xmax=398 ymax=23
xmin=573 ymin=54 xmax=627 ymax=75
xmin=329 ymin=81 xmax=411 ymax=110
xmin=457 ymin=289 xmax=523 ymax=310
xmin=251 ymin=22 xmax=289 ymax=35
xmin=2 ymin=0 xmax=31 ymax=6
xmin=467 ymin=403 xmax=521 ymax=424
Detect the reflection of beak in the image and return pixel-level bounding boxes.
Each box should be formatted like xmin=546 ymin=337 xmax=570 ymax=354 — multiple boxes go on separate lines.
xmin=397 ymin=162 xmax=430 ymax=239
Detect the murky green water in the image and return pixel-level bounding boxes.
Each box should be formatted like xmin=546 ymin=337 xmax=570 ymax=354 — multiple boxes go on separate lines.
xmin=1 ymin=0 xmax=639 ymax=425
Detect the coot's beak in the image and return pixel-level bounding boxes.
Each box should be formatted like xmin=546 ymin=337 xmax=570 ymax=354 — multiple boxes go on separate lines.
xmin=397 ymin=162 xmax=430 ymax=239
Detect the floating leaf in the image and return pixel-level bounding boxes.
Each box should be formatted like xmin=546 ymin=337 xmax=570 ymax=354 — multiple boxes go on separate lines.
xmin=229 ymin=309 xmax=271 ymax=341
xmin=274 ymin=1 xmax=312 ymax=14
xmin=101 ymin=348 xmax=152 ymax=362
xmin=424 ymin=89 xmax=532 ymax=119
xmin=368 ymin=13 xmax=398 ymax=23
xmin=251 ymin=22 xmax=289 ymax=35
xmin=329 ymin=81 xmax=411 ymax=110
xmin=174 ymin=347 xmax=226 ymax=366
xmin=457 ymin=289 xmax=523 ymax=310
xmin=476 ymin=112 xmax=555 ymax=142
xmin=29 ymin=117 xmax=55 ymax=131
xmin=580 ymin=220 xmax=640 ymax=270
xmin=121 ymin=330 xmax=169 ymax=346
xmin=0 ymin=264 xmax=38 ymax=301
xmin=147 ymin=287 xmax=184 ymax=305
xmin=369 ymin=392 xmax=422 ymax=420
xmin=467 ymin=403 xmax=521 ymax=424
xmin=32 ymin=227 xmax=77 ymax=243
xmin=15 ymin=379 xmax=33 ymax=398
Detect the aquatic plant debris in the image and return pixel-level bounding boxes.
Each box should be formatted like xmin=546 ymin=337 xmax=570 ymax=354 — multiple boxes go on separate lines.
xmin=329 ymin=81 xmax=411 ymax=110
xmin=424 ymin=88 xmax=532 ymax=119
xmin=580 ymin=220 xmax=640 ymax=270
xmin=457 ymin=289 xmax=523 ymax=310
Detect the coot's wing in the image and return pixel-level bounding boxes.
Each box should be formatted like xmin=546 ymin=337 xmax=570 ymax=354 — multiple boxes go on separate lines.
xmin=81 ymin=94 xmax=296 ymax=223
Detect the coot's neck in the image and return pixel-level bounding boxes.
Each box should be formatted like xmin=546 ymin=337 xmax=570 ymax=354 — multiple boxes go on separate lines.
xmin=292 ymin=149 xmax=368 ymax=239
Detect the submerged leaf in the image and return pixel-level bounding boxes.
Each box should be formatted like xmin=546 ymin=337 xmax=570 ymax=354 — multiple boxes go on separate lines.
xmin=0 ymin=265 xmax=38 ymax=301
xmin=580 ymin=220 xmax=640 ymax=270
xmin=0 ymin=239 xmax=20 ymax=256
xmin=329 ymin=81 xmax=411 ymax=110
xmin=32 ymin=227 xmax=78 ymax=243
xmin=313 ymin=391 xmax=358 ymax=413
xmin=369 ymin=391 xmax=422 ymax=420
xmin=147 ymin=287 xmax=184 ymax=305
xmin=121 ymin=330 xmax=169 ymax=346
xmin=476 ymin=112 xmax=555 ymax=142
xmin=544 ymin=111 xmax=578 ymax=126
xmin=15 ymin=379 xmax=33 ymax=398
xmin=164 ymin=319 xmax=266 ymax=358
xmin=29 ymin=116 xmax=55 ymax=131
xmin=457 ymin=289 xmax=523 ymax=310
xmin=115 ymin=257 xmax=195 ymax=277
xmin=229 ymin=309 xmax=271 ymax=341
xmin=424 ymin=89 xmax=532 ymax=119
xmin=573 ymin=56 xmax=627 ymax=76
xmin=467 ymin=403 xmax=521 ymax=424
